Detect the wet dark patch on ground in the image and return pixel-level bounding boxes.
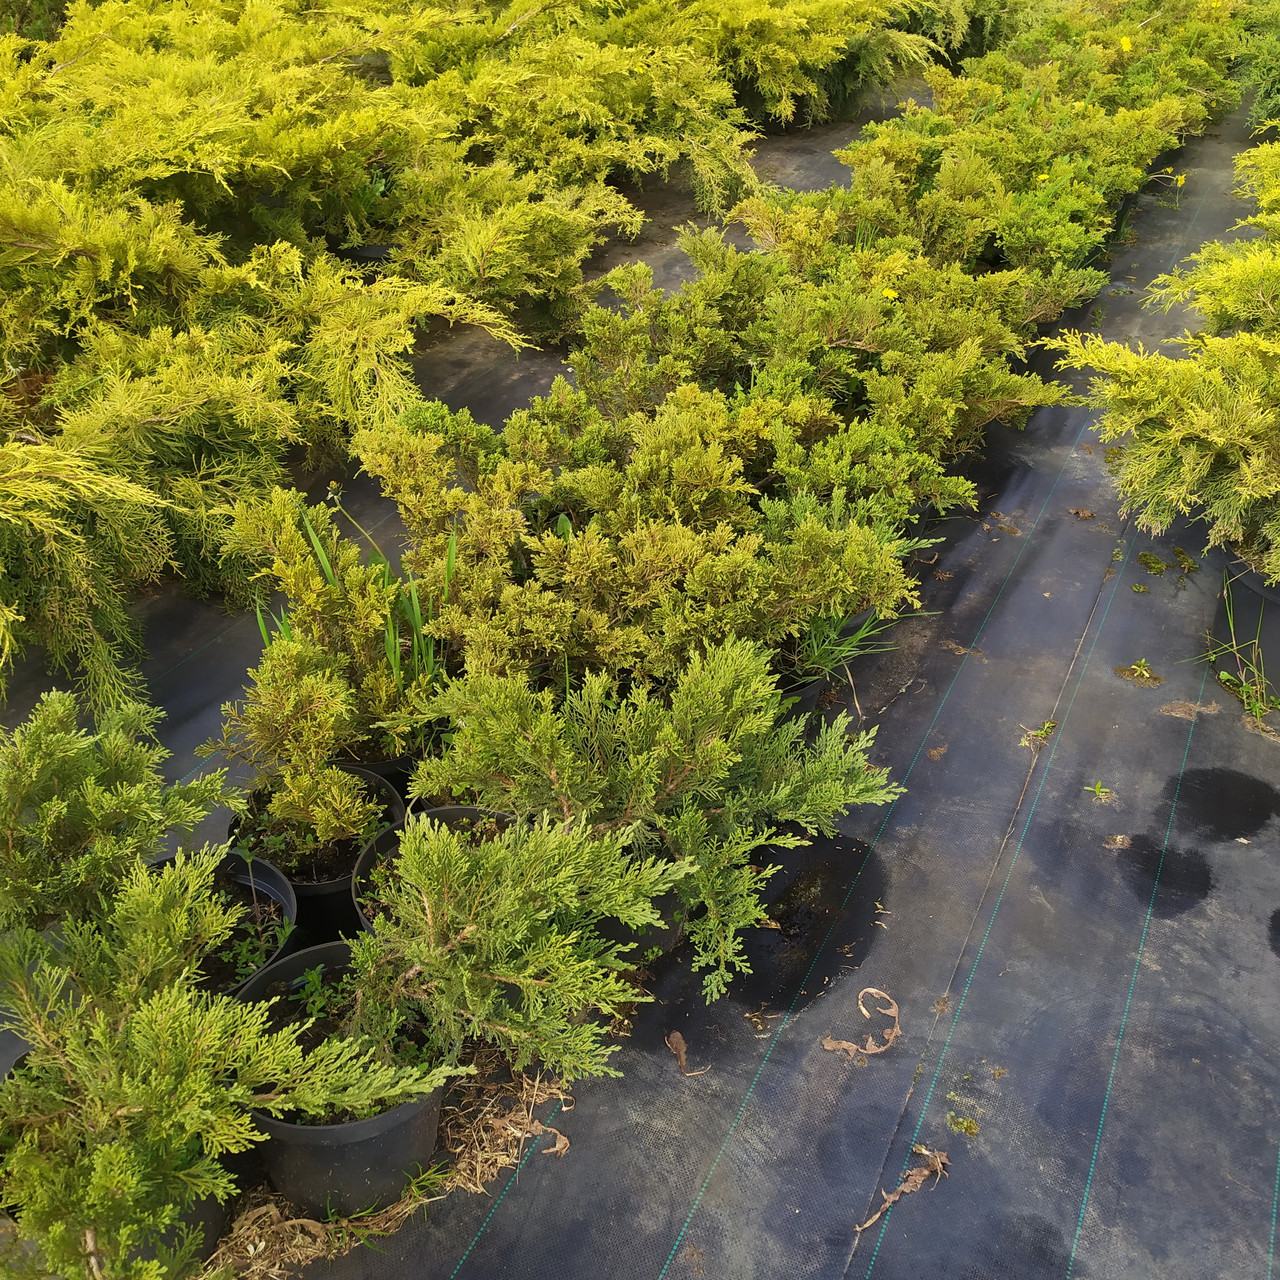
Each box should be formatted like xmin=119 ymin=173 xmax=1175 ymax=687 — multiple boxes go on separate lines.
xmin=731 ymin=838 xmax=887 ymax=1014
xmin=1167 ymin=768 xmax=1279 ymax=842
xmin=1117 ymin=834 xmax=1212 ymax=917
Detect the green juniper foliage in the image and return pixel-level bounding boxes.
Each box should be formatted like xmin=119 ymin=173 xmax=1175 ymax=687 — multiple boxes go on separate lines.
xmin=355 ymin=373 xmax=927 ymax=687
xmin=0 ymin=441 xmax=172 ymax=709
xmin=411 ymin=640 xmax=903 ymax=998
xmin=0 ymin=691 xmax=227 ymax=932
xmin=1239 ymin=0 xmax=1280 ymax=131
xmin=0 ymin=0 xmax=948 ymax=699
xmin=0 ymin=852 xmax=448 ymax=1280
xmin=1054 ymin=130 xmax=1280 ymax=582
xmin=351 ymin=814 xmax=684 ymax=1080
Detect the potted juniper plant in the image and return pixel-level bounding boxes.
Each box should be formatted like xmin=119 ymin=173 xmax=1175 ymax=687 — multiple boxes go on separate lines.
xmin=349 ymin=813 xmax=681 ymax=1077
xmin=218 ymin=486 xmax=453 ymax=793
xmin=410 ymin=639 xmax=904 ymax=1000
xmin=235 ymin=812 xmax=670 ymax=1214
xmin=0 ymin=854 xmax=436 ymax=1280
xmin=202 ymin=650 xmax=408 ymax=940
xmin=234 ymin=935 xmax=471 ymax=1217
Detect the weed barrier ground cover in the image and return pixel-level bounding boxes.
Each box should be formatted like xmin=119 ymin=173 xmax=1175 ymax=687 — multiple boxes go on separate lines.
xmin=3 ymin=96 xmax=1275 ymax=1280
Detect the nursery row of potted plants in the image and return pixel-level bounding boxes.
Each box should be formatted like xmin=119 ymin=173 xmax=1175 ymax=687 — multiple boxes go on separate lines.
xmin=1056 ymin=105 xmax=1280 ymax=585
xmin=0 ymin=0 xmax=1254 ymax=1274
xmin=0 ymin=0 xmax=972 ymax=710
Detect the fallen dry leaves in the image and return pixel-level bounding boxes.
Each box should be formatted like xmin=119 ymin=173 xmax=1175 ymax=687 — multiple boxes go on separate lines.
xmin=856 ymin=1145 xmax=950 ymax=1232
xmin=822 ymin=988 xmax=903 ymax=1059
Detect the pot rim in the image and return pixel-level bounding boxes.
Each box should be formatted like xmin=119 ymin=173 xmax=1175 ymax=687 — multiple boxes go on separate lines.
xmin=351 ymin=807 xmax=514 ymax=933
xmin=250 ymin=1087 xmax=440 ymax=1140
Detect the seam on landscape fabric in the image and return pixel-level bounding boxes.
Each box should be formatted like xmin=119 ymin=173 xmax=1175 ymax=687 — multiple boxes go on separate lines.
xmin=1065 ymin=661 xmax=1212 ymax=1278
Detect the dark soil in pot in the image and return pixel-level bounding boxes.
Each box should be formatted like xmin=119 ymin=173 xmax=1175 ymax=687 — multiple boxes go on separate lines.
xmin=229 ymin=768 xmax=407 ymax=943
xmin=236 ymin=942 xmax=443 ymax=1218
xmin=351 ymin=807 xmax=511 ymax=934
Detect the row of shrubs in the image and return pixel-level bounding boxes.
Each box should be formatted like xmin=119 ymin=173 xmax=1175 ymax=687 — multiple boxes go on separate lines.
xmin=1057 ymin=83 xmax=1280 ymax=578
xmin=0 ymin=0 xmax=1249 ymax=1274
xmin=0 ymin=0 xmax=980 ymax=708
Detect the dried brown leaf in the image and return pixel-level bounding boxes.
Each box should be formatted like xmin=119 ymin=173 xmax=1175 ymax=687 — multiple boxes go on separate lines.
xmin=540 ymin=1126 xmax=570 ymax=1157
xmin=822 ymin=1035 xmax=862 ymax=1059
xmin=665 ymin=1031 xmax=711 ymax=1076
xmin=856 ymin=1148 xmax=950 ymax=1232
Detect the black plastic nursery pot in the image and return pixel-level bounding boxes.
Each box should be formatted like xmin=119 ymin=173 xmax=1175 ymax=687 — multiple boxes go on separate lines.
xmin=335 ymin=754 xmax=419 ymax=806
xmin=236 ymin=941 xmax=442 ymax=1218
xmin=231 ymin=767 xmax=407 ymax=944
xmin=420 ymin=805 xmax=514 ymax=831
xmin=140 ymin=1188 xmax=234 ymax=1268
xmin=1229 ymin=557 xmax=1280 ymax=607
xmin=150 ymin=848 xmax=299 ymax=994
xmin=351 ymin=806 xmax=512 ymax=935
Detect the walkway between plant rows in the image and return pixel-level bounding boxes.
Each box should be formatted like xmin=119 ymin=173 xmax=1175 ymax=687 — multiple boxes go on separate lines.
xmin=312 ymin=106 xmax=1275 ymax=1279
xmin=9 ymin=100 xmax=1277 ymax=1278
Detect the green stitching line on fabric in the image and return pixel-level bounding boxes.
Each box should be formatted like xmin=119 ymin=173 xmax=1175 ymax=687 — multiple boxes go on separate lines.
xmin=1064 ymin=660 xmax=1211 ymax=1278
xmin=450 ymin=1100 xmax=564 ymax=1278
xmin=1269 ymin=1140 xmax=1280 ymax=1279
xmin=658 ymin=422 xmax=1105 ymax=1280
xmin=860 ymin=535 xmax=1137 ymax=1279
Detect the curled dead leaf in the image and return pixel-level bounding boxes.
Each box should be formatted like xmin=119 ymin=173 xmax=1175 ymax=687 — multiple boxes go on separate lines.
xmin=823 ymin=988 xmax=903 ymax=1060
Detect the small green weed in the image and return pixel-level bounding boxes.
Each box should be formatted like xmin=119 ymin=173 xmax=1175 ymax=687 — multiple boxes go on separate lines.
xmin=1018 ymin=720 xmax=1058 ymax=753
xmin=1203 ymin=580 xmax=1280 ymax=727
